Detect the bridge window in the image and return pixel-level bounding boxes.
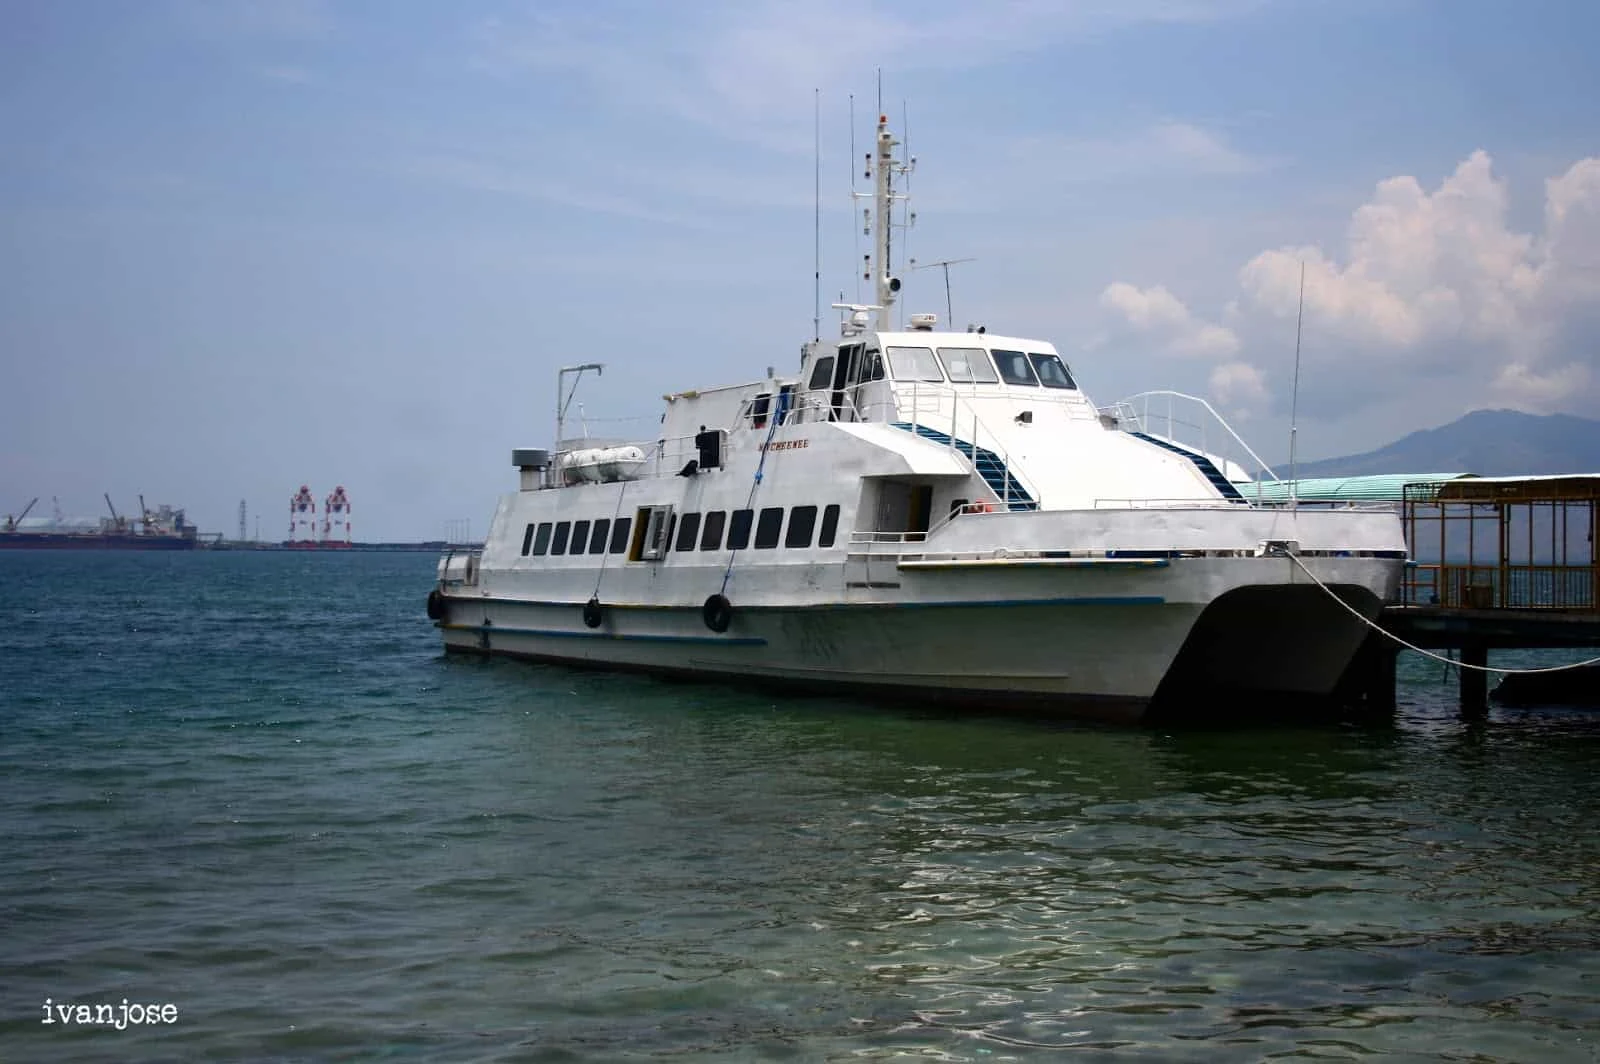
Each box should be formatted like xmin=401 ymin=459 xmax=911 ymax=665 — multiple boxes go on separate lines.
xmin=588 ymin=519 xmax=610 ymax=554
xmin=521 ymin=523 xmax=536 ymax=556
xmin=755 ymin=507 xmax=784 ymax=549
xmin=887 ymin=346 xmax=944 ymax=382
xmin=863 ymin=348 xmax=886 ymax=382
xmin=551 ymin=520 xmax=571 ymax=555
xmin=936 ymin=346 xmax=999 ymax=384
xmin=531 ymin=522 xmax=552 ymax=556
xmin=818 ymin=504 xmax=840 ymax=548
xmin=571 ymin=520 xmax=590 ymax=554
xmin=700 ymin=511 xmax=726 ymax=550
xmin=992 ymin=349 xmax=1039 ymax=386
xmin=807 ymin=356 xmax=835 ymax=390
xmin=1029 ymin=352 xmax=1077 ymax=389
xmin=786 ymin=505 xmax=817 ymax=548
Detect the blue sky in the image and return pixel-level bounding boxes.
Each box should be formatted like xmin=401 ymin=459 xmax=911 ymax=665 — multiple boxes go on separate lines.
xmin=3 ymin=0 xmax=1598 ymax=540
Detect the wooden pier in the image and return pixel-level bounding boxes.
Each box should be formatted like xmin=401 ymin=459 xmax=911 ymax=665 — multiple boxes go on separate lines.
xmin=1332 ymin=475 xmax=1600 ymax=717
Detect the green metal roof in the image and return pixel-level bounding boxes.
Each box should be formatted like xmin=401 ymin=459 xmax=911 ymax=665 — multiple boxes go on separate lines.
xmin=1228 ymin=473 xmax=1478 ymax=504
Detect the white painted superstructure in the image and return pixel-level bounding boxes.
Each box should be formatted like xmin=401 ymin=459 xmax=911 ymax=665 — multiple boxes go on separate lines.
xmin=429 ymin=113 xmax=1406 ymax=722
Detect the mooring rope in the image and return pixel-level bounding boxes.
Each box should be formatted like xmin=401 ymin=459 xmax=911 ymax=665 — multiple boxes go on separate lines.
xmin=719 ymin=398 xmax=788 ymax=596
xmin=1286 ymin=552 xmax=1600 ymax=675
xmin=590 ymin=475 xmax=629 ymax=600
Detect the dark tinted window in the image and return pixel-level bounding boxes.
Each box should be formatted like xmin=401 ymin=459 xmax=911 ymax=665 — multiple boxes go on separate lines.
xmin=807 ymin=356 xmax=834 ymax=390
xmin=520 ymin=523 xmax=536 ymax=556
xmin=751 ymin=393 xmax=770 ymax=429
xmin=700 ymin=511 xmax=725 ymax=550
xmin=675 ymin=512 xmax=701 ymax=552
xmin=588 ymin=519 xmax=610 ymax=554
xmin=754 ymin=507 xmax=783 ymax=549
xmin=531 ymin=522 xmax=552 ymax=556
xmin=1029 ymin=352 xmax=1077 ymax=389
xmin=785 ymin=505 xmax=817 ymax=548
xmin=571 ymin=519 xmax=591 ymax=553
xmin=551 ymin=520 xmax=571 ymax=555
xmin=727 ymin=508 xmax=754 ymax=550
xmin=818 ymin=505 xmax=840 ymax=548
xmin=609 ymin=517 xmax=631 ymax=554
xmin=992 ymin=348 xmax=1039 ymax=386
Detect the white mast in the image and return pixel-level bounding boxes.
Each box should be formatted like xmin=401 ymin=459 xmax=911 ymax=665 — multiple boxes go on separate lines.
xmin=861 ymin=112 xmax=910 ymax=332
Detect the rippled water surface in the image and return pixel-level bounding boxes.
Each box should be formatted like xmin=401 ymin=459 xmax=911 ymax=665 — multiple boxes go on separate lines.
xmin=2 ymin=551 xmax=1598 ymax=1061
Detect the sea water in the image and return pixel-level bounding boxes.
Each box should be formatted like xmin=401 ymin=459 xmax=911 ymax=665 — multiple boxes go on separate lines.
xmin=1 ymin=550 xmax=1597 ymax=1061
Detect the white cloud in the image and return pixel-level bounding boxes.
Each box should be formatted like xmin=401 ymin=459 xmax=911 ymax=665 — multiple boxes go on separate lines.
xmin=1099 ymin=151 xmax=1600 ymax=419
xmin=1099 ymin=281 xmax=1240 ymax=357
xmin=1209 ymin=360 xmax=1268 ymax=406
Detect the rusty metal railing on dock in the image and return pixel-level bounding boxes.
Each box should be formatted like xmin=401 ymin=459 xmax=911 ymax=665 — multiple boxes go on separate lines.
xmin=1402 ymin=563 xmax=1599 ymax=610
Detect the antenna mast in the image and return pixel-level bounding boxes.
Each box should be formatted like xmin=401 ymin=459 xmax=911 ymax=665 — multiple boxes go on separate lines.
xmin=1288 ymin=260 xmax=1306 ymax=511
xmin=911 ymin=257 xmax=975 ymax=327
xmin=813 ymin=87 xmax=821 ymax=342
xmin=861 ymin=110 xmax=910 ymax=331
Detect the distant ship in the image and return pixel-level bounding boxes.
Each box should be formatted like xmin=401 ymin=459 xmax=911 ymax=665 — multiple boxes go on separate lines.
xmin=0 ymin=495 xmax=200 ymax=550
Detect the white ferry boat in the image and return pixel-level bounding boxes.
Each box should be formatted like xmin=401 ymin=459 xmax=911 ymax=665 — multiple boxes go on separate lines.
xmin=429 ymin=113 xmax=1407 ymax=722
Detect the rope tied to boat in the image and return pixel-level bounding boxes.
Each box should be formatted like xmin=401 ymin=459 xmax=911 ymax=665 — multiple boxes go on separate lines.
xmin=590 ymin=475 xmax=629 ymax=601
xmin=1286 ymin=551 xmax=1600 ymax=675
xmin=718 ymin=393 xmax=789 ymax=596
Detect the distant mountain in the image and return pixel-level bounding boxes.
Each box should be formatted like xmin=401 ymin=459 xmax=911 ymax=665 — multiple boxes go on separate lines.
xmin=1287 ymin=409 xmax=1600 ymax=478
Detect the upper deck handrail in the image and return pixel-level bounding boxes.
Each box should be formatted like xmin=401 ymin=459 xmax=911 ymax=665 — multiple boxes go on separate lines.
xmin=1101 ymin=390 xmax=1281 ymax=490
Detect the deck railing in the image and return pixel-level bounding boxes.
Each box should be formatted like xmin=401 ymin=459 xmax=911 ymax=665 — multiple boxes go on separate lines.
xmin=1100 ymin=390 xmax=1280 ymax=490
xmin=1402 ymin=563 xmax=1599 ymax=610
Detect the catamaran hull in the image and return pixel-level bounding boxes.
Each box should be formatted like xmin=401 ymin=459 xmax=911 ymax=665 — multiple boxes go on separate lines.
xmin=435 ymin=556 xmax=1399 ymax=723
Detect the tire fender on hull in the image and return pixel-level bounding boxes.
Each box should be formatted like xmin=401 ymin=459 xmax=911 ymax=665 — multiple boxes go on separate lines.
xmin=702 ymin=594 xmax=733 ymax=633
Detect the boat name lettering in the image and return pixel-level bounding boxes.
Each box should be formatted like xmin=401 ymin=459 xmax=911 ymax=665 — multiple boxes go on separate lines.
xmin=762 ymin=439 xmax=809 ymax=452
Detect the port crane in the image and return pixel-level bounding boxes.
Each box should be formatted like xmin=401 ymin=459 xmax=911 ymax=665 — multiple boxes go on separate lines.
xmin=3 ymin=497 xmax=38 ymax=532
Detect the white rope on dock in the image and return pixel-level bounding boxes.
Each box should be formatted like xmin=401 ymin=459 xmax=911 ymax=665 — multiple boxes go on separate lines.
xmin=1287 ymin=553 xmax=1600 ymax=675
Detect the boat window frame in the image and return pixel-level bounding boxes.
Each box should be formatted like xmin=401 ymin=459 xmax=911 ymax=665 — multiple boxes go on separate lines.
xmin=699 ymin=510 xmax=726 ymax=550
xmin=818 ymin=504 xmax=841 ymax=548
xmin=991 ymin=348 xmax=1040 ymax=387
xmin=936 ymin=346 xmax=999 ymax=384
xmin=609 ymin=517 xmax=631 ymax=555
xmin=551 ymin=520 xmax=572 ymax=555
xmin=786 ymin=505 xmax=818 ymax=548
xmin=886 ymin=346 xmax=946 ymax=383
xmin=727 ymin=508 xmax=754 ymax=550
xmin=1028 ymin=352 xmax=1077 ymax=390
xmin=754 ymin=506 xmax=784 ymax=549
xmin=520 ymin=523 xmax=537 ymax=556
xmin=588 ymin=519 xmax=611 ymax=554
xmin=807 ymin=356 xmax=835 ymax=390
xmin=531 ymin=521 xmax=553 ymax=556
xmin=674 ymin=512 xmax=701 ymax=552
xmin=630 ymin=505 xmax=674 ymax=561
xmin=570 ymin=519 xmax=591 ymax=554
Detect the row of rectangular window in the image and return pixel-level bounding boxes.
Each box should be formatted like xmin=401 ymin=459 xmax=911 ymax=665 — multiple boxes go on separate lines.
xmin=521 ymin=516 xmax=632 ymax=557
xmin=520 ymin=504 xmax=840 ymax=558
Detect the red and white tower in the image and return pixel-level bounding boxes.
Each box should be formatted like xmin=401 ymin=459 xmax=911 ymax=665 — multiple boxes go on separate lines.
xmin=322 ymin=486 xmax=352 ymax=546
xmin=289 ymin=485 xmax=317 ymax=546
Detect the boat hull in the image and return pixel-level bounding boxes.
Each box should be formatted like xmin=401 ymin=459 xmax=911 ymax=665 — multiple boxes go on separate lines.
xmin=434 ymin=555 xmax=1399 ymax=724
xmin=0 ymin=533 xmax=198 ymax=550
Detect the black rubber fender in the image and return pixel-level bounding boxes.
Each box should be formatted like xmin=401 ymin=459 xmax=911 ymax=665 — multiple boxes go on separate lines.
xmin=426 ymin=589 xmax=446 ymax=621
xmin=702 ymin=593 xmax=733 ymax=633
xmin=582 ymin=596 xmax=604 ymax=629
